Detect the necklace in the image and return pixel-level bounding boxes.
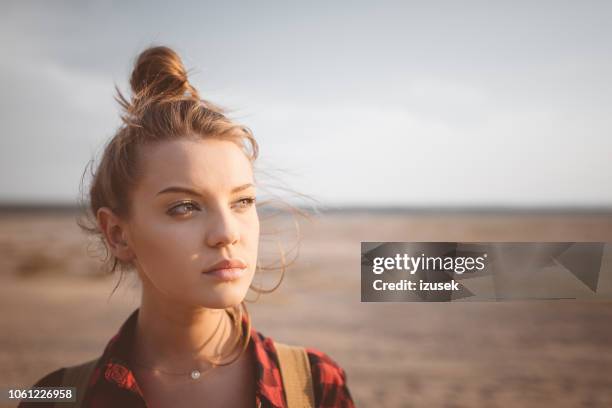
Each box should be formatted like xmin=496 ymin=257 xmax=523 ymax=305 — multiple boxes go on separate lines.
xmin=130 ymin=307 xmax=247 ymax=381
xmin=130 ymin=359 xmax=219 ymax=381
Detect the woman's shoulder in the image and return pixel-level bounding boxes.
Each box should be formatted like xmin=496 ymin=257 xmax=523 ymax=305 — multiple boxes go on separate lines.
xmin=303 ymin=346 xmax=354 ymax=407
xmin=29 ymin=366 xmax=66 ymax=387
xmin=252 ymin=328 xmax=355 ymax=407
xmin=253 ymin=330 xmax=347 ymax=378
xmin=304 ymin=347 xmax=348 ymax=385
xmin=17 ymin=367 xmax=67 ymax=408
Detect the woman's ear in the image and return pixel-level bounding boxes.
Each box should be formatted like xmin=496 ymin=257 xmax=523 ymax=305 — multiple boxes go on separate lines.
xmin=96 ymin=207 xmax=135 ymax=262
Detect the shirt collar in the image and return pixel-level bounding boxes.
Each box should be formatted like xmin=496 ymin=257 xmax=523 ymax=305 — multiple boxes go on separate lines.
xmin=92 ymin=307 xmax=286 ymax=408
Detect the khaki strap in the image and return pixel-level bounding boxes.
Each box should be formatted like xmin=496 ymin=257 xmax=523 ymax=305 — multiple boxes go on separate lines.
xmin=57 ymin=357 xmax=100 ymax=408
xmin=274 ymin=341 xmax=315 ymax=408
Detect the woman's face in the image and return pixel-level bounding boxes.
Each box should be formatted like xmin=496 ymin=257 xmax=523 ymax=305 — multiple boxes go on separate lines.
xmin=122 ymin=138 xmax=259 ymax=309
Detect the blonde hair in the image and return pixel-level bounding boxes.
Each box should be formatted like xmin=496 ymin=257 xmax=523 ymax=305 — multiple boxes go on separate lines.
xmin=77 ymin=45 xmax=301 ymax=367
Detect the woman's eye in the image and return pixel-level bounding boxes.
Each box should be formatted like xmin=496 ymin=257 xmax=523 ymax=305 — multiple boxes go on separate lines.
xmin=168 ymin=202 xmax=199 ymax=216
xmin=235 ymin=197 xmax=256 ymax=209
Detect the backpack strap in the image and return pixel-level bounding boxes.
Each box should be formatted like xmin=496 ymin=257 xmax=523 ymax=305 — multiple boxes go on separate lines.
xmin=56 ymin=357 xmax=100 ymax=408
xmin=273 ymin=341 xmax=315 ymax=408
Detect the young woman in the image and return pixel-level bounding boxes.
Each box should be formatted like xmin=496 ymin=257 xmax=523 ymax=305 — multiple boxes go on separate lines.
xmin=20 ymin=46 xmax=355 ymax=408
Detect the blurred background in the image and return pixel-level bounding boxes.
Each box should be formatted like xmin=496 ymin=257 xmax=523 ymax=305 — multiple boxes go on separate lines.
xmin=1 ymin=1 xmax=611 ymax=407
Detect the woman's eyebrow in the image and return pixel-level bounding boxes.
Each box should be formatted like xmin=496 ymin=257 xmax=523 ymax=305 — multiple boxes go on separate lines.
xmin=156 ymin=183 xmax=254 ymax=198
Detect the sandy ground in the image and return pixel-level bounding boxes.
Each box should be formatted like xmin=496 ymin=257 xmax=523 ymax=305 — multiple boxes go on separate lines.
xmin=1 ymin=210 xmax=612 ymax=407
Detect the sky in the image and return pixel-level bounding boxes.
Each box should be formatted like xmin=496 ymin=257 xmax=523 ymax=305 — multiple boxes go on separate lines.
xmin=0 ymin=1 xmax=611 ymax=208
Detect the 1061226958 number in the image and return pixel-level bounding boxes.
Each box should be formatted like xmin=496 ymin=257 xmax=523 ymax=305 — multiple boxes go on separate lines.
xmin=5 ymin=387 xmax=76 ymax=402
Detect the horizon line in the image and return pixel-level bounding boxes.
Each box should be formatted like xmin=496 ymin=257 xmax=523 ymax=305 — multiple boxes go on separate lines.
xmin=1 ymin=202 xmax=612 ymax=215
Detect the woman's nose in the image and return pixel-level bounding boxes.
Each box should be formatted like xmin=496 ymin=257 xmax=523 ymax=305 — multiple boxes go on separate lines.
xmin=205 ymin=209 xmax=240 ymax=248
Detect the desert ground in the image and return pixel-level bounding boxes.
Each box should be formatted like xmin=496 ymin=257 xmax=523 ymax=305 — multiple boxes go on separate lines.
xmin=1 ymin=209 xmax=612 ymax=407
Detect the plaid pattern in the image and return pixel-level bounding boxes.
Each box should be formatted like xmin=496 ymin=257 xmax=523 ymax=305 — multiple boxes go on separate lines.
xmin=19 ymin=308 xmax=355 ymax=408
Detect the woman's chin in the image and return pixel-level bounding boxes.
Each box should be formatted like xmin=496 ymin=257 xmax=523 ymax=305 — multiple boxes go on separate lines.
xmin=194 ymin=288 xmax=248 ymax=309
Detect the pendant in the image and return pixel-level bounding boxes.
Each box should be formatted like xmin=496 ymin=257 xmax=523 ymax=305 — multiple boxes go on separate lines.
xmin=190 ymin=369 xmax=201 ymax=380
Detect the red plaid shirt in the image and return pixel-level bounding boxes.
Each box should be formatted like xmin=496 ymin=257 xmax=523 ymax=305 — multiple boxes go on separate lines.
xmin=19 ymin=308 xmax=355 ymax=407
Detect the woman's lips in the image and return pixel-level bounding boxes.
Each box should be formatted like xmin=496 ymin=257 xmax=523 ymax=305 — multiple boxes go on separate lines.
xmin=202 ymin=258 xmax=247 ymax=281
xmin=203 ymin=267 xmax=246 ymax=281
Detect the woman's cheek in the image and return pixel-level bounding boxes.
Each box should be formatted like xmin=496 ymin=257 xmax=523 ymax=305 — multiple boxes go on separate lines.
xmin=246 ymin=215 xmax=260 ymax=274
xmin=134 ymin=220 xmax=198 ymax=285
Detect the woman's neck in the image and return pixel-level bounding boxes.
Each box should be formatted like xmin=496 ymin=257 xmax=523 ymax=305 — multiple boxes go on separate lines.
xmin=130 ymin=286 xmax=237 ymax=372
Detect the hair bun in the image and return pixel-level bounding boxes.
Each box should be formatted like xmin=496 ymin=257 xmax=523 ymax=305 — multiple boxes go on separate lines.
xmin=129 ymin=46 xmax=198 ymax=99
